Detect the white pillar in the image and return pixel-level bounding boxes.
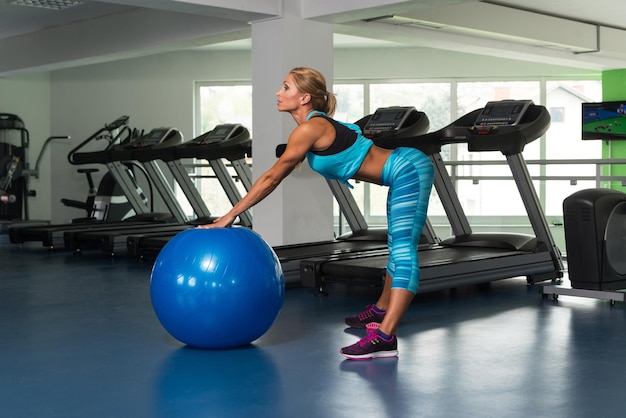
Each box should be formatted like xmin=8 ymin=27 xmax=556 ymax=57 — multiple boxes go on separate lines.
xmin=250 ymin=15 xmax=334 ymax=246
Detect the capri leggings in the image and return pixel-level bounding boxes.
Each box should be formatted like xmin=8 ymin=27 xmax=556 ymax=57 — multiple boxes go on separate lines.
xmin=380 ymin=147 xmax=434 ymax=293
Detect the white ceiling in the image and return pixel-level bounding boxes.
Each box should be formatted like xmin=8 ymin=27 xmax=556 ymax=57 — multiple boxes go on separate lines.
xmin=482 ymin=0 xmax=626 ymax=30
xmin=2 ymin=0 xmax=626 ymax=77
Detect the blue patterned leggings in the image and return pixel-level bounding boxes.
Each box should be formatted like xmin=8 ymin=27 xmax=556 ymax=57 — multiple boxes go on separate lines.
xmin=380 ymin=148 xmax=434 ymax=293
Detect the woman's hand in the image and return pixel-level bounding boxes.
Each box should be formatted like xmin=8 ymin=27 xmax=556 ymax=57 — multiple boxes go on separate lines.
xmin=197 ymin=213 xmax=237 ymax=229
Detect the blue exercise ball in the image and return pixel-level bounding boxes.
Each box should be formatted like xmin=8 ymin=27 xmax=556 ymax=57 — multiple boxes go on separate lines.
xmin=150 ymin=227 xmax=284 ymax=349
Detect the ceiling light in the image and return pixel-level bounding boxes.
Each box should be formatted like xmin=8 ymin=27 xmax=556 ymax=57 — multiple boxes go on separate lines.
xmin=9 ymin=0 xmax=83 ymax=11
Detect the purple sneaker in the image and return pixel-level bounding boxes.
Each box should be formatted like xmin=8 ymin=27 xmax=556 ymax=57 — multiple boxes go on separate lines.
xmin=344 ymin=304 xmax=386 ymax=329
xmin=340 ymin=329 xmax=398 ymax=360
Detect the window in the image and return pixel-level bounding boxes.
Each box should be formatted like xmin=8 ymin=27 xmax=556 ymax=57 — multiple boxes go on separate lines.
xmin=192 ymin=83 xmax=253 ymax=219
xmin=333 ymin=83 xmax=364 ymax=123
xmin=197 ymin=84 xmax=253 ymax=134
xmin=544 ymin=80 xmax=602 ymax=218
xmin=455 ymin=81 xmax=541 ymax=221
xmin=550 ymin=107 xmax=565 ymax=123
xmin=369 ymin=83 xmax=451 ymax=131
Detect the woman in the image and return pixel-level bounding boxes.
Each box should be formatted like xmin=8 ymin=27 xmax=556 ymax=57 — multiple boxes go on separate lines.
xmin=201 ymin=67 xmax=434 ymax=360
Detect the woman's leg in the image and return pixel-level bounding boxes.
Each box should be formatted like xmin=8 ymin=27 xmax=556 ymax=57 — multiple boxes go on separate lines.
xmin=341 ymin=149 xmax=433 ymax=359
xmin=345 ymin=149 xmax=433 ymax=330
xmin=376 ymin=273 xmax=415 ymax=336
xmin=374 ymin=272 xmax=393 ymax=310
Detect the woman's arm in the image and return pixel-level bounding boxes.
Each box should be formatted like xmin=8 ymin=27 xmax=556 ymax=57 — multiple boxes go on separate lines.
xmin=200 ymin=122 xmax=322 ymax=228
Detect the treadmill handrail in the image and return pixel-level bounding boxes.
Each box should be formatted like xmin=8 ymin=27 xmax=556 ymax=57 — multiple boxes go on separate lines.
xmin=67 ymin=116 xmax=132 ymax=165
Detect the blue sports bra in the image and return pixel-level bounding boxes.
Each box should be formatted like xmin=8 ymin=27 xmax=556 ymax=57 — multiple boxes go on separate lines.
xmin=305 ymin=111 xmax=373 ymax=188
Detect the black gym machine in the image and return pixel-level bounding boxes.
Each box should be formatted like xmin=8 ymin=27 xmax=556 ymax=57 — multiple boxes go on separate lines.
xmin=0 ymin=113 xmax=70 ymax=233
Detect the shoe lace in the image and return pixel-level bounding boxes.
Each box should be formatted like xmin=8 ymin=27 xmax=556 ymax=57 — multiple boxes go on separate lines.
xmin=357 ymin=305 xmax=377 ymax=321
xmin=358 ymin=330 xmax=380 ymax=347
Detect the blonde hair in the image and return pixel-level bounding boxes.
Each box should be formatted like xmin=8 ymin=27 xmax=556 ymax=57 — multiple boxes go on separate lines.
xmin=289 ymin=67 xmax=337 ymax=117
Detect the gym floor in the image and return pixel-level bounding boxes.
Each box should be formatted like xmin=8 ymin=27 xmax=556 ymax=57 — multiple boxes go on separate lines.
xmin=1 ymin=234 xmax=625 ymax=418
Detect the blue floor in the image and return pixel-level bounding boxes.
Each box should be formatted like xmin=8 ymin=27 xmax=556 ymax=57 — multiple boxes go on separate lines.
xmin=1 ymin=234 xmax=625 ymax=418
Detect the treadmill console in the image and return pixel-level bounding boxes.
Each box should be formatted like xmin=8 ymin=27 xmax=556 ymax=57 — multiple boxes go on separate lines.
xmin=129 ymin=127 xmax=182 ymax=148
xmin=474 ymin=100 xmax=533 ymax=127
xmin=198 ymin=124 xmax=247 ymax=145
xmin=363 ymin=106 xmax=416 ymax=136
xmin=105 ymin=115 xmax=129 ymax=130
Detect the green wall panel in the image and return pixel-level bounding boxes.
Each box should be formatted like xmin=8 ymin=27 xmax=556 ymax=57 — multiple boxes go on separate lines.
xmin=602 ymin=69 xmax=626 ymax=191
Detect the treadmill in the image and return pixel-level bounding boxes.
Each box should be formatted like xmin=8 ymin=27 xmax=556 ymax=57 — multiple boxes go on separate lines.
xmin=62 ymin=126 xmax=214 ymax=255
xmin=299 ymin=100 xmax=565 ymax=295
xmin=8 ymin=116 xmax=174 ymax=248
xmin=272 ymin=107 xmax=436 ymax=285
xmin=126 ymin=124 xmax=253 ymax=258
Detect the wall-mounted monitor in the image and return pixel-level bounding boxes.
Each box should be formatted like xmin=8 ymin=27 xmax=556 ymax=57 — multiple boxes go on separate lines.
xmin=582 ymin=101 xmax=626 ymax=140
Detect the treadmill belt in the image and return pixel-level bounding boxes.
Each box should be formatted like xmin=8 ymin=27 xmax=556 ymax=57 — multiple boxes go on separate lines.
xmin=273 ymin=240 xmax=387 ymax=262
xmin=308 ymin=245 xmax=557 ymax=293
xmin=321 ymin=246 xmax=524 ymax=276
